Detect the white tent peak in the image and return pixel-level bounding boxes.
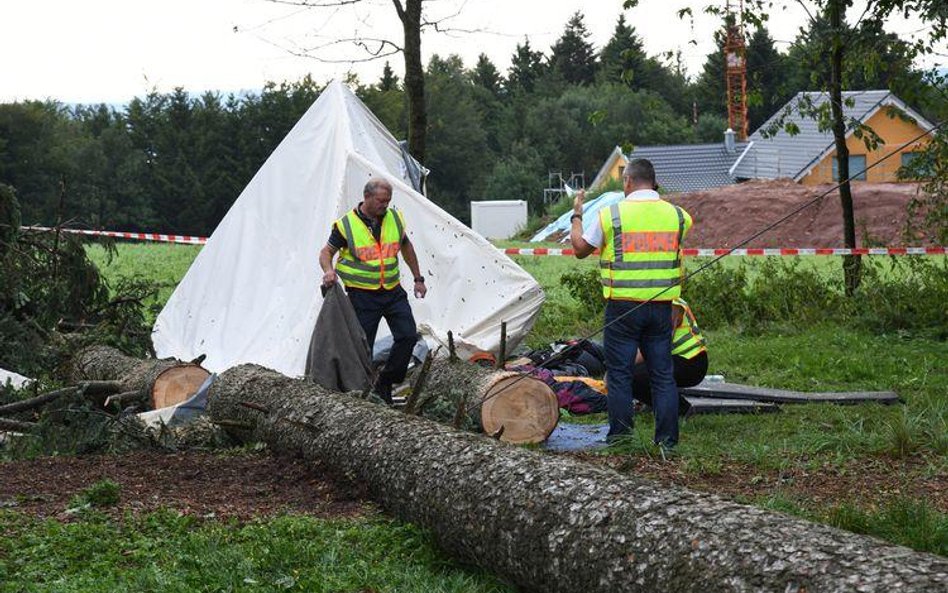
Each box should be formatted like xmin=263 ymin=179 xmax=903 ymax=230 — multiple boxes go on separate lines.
xmin=152 ymin=80 xmax=544 ymax=376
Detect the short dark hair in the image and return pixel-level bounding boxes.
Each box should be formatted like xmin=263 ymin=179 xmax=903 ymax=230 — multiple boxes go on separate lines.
xmin=623 ymin=158 xmax=656 ymax=186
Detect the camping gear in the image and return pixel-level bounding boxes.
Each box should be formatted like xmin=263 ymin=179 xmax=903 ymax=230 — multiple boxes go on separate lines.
xmin=153 ymin=81 xmax=544 ymax=376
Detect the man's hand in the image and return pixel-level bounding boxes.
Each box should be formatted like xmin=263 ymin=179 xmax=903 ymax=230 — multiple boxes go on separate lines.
xmin=573 ymin=189 xmax=585 ymax=216
xmin=413 ymin=280 xmax=427 ymax=299
xmin=322 ymin=269 xmax=338 ymax=287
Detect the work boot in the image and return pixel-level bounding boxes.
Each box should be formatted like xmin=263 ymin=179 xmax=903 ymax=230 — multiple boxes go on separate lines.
xmin=373 ymin=381 xmax=393 ymax=406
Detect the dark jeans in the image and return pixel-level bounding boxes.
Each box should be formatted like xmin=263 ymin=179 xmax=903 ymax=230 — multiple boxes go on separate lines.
xmin=633 ymin=350 xmax=708 ymax=416
xmin=347 ymin=286 xmax=417 ymax=393
xmin=603 ymin=300 xmax=678 ymax=446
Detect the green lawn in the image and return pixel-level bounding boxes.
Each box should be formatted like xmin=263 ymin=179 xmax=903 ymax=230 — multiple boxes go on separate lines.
xmin=0 ymin=510 xmax=512 ymax=593
xmin=71 ymin=240 xmax=947 ymax=557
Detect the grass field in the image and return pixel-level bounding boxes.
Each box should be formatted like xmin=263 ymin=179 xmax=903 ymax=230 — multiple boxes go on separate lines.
xmin=0 ymin=509 xmax=512 ymax=593
xmin=54 ymin=240 xmax=948 ymax=561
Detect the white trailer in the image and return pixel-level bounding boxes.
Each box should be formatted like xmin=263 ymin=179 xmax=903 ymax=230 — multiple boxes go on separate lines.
xmin=470 ymin=200 xmax=528 ymax=239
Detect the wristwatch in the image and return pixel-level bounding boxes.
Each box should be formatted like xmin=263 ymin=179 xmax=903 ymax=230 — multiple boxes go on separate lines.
xmin=570 ymin=213 xmax=583 ymax=222
xmin=414 ymin=276 xmax=425 ymax=283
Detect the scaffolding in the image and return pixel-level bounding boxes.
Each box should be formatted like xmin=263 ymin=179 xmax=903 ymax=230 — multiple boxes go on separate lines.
xmin=724 ymin=0 xmax=748 ymax=140
xmin=543 ymin=171 xmax=585 ymax=206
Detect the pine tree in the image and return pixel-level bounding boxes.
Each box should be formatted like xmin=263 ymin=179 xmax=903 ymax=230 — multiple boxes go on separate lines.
xmin=471 ymin=54 xmax=502 ymax=97
xmin=598 ymin=14 xmax=648 ymax=88
xmin=379 ymin=61 xmax=400 ymax=91
xmin=548 ymin=11 xmax=598 ymax=86
xmin=506 ymin=38 xmax=546 ymax=94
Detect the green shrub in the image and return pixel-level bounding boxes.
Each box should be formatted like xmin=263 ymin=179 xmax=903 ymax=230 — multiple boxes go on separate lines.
xmin=560 ymin=267 xmax=603 ymax=316
xmin=68 ymin=479 xmax=121 ymax=510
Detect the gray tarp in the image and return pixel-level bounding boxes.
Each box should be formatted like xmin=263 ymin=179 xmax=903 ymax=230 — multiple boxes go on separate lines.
xmin=305 ymin=283 xmax=373 ymax=392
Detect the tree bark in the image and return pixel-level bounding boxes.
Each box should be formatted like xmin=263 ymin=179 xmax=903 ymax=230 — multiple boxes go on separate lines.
xmin=207 ymin=363 xmax=948 ymax=593
xmin=829 ymin=0 xmax=862 ymax=296
xmin=394 ymin=0 xmax=427 ymax=161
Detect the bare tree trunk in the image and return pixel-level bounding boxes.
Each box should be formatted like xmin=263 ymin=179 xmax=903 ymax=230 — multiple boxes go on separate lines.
xmin=393 ymin=0 xmax=426 ymax=161
xmin=207 ymin=363 xmax=948 ymax=593
xmin=829 ymin=0 xmax=862 ymax=296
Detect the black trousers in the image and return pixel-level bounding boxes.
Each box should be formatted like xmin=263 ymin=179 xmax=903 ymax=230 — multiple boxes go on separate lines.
xmin=632 ymin=351 xmax=708 ymax=415
xmin=347 ymin=286 xmax=417 ymax=389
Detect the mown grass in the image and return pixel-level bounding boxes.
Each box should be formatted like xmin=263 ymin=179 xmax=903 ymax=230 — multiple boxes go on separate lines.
xmin=80 ymin=241 xmax=947 ymax=556
xmin=0 ymin=510 xmax=512 ymax=593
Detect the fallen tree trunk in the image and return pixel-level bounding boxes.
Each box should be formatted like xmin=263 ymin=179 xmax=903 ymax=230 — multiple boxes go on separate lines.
xmin=208 ymin=363 xmax=948 ymax=593
xmin=72 ymin=346 xmax=207 ymax=409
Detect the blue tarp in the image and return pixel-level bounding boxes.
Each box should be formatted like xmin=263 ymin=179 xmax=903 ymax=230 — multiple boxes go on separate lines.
xmin=529 ymin=191 xmax=625 ymax=243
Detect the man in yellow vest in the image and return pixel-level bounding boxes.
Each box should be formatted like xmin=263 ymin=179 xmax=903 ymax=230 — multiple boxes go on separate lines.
xmin=632 ymin=298 xmax=708 ymax=415
xmin=319 ymin=178 xmax=427 ymax=404
xmin=569 ymin=159 xmax=692 ymax=448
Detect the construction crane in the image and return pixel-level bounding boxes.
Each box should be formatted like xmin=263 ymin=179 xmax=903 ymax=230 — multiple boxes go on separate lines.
xmin=724 ymin=0 xmax=749 ymax=140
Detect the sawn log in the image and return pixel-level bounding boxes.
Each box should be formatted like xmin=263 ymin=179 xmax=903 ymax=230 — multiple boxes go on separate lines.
xmin=72 ymin=345 xmax=208 ymax=409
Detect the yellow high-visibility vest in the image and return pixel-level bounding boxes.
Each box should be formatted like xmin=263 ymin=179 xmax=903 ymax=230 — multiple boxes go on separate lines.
xmin=334 ymin=207 xmax=405 ymax=290
xmin=671 ymin=298 xmax=706 ymax=359
xmin=598 ymin=199 xmax=690 ymax=301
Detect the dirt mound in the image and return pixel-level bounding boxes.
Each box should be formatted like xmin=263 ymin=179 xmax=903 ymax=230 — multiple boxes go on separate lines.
xmin=667 ymin=180 xmax=927 ymax=248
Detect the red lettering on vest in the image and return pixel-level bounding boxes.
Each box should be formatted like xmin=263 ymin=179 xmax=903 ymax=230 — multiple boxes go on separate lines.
xmin=355 ymin=245 xmax=381 ymax=261
xmin=621 ymin=231 xmax=679 ymax=253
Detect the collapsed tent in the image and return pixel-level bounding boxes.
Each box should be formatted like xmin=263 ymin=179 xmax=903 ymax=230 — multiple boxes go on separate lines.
xmin=530 ymin=191 xmax=624 ymax=243
xmin=0 ymin=367 xmax=31 ymax=389
xmin=153 ymin=81 xmax=544 ymax=376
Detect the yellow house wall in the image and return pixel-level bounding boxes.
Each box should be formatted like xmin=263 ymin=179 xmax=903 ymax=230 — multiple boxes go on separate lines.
xmin=800 ymin=109 xmax=929 ymax=185
xmin=608 ymin=156 xmax=625 ymax=183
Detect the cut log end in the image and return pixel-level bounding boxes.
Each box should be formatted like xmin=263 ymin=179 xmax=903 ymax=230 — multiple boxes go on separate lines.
xmin=480 ymin=374 xmax=559 ymax=444
xmin=151 ymin=364 xmax=210 ymax=409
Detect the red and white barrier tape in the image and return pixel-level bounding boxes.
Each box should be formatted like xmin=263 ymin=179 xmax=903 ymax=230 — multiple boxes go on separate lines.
xmin=21 ymin=226 xmax=944 ymax=256
xmin=23 ymin=226 xmax=207 ymax=245
xmin=504 ymin=247 xmax=946 ymax=257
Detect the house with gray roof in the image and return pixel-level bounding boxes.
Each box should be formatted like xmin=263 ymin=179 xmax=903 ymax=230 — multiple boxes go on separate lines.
xmin=731 ymin=90 xmax=934 ymax=184
xmin=590 ymin=130 xmax=750 ymax=193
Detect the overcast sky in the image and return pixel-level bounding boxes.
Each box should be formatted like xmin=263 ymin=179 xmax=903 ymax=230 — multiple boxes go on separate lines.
xmin=2 ymin=0 xmax=943 ymax=105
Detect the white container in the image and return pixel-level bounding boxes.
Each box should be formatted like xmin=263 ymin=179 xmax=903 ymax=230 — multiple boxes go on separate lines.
xmin=470 ymin=200 xmax=528 ymax=240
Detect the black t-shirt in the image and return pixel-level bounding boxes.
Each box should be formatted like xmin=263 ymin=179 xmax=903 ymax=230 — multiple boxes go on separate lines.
xmin=327 ymin=204 xmax=409 ymax=250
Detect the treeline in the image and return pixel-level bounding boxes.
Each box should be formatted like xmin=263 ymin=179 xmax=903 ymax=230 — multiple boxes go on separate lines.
xmin=1 ymin=12 xmax=942 ymax=233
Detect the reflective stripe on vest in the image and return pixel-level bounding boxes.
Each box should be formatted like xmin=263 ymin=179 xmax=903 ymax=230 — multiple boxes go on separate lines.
xmin=335 ymin=208 xmax=405 ymax=290
xmin=670 ymin=297 xmax=706 ymax=359
xmin=599 ymin=200 xmax=685 ymax=301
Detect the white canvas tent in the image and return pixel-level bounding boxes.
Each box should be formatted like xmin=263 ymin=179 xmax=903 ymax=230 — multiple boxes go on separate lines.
xmin=153 ymin=81 xmax=544 ymax=377
xmin=0 ymin=367 xmax=32 ymax=389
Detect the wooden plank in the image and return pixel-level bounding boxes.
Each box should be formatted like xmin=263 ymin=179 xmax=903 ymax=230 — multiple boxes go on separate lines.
xmin=680 ymin=382 xmax=901 ymax=405
xmin=683 ymin=396 xmax=780 ymax=416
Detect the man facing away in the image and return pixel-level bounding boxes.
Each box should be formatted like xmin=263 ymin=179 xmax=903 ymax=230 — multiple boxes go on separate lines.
xmin=319 ymin=178 xmax=427 ymax=404
xmin=569 ymin=159 xmax=692 ymax=448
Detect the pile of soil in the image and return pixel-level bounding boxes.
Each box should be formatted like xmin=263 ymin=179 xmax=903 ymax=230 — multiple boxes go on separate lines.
xmin=668 ymin=180 xmax=927 ymax=248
